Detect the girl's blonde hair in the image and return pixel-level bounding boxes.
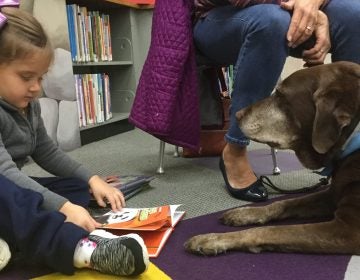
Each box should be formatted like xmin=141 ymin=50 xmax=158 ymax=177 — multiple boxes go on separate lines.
xmin=0 ymin=7 xmax=53 ymax=64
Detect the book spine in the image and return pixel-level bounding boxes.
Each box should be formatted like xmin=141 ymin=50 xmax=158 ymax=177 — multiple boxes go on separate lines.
xmin=103 ymin=74 xmax=112 ymax=120
xmin=75 ymin=5 xmax=85 ymax=62
xmin=97 ymin=73 xmax=105 ymax=123
xmin=87 ymin=13 xmax=95 ymax=62
xmin=74 ymin=74 xmax=82 ymax=127
xmin=66 ymin=5 xmax=76 ymax=62
xmin=82 ymin=75 xmax=91 ymax=125
xmin=95 ymin=11 xmax=103 ymax=62
xmin=86 ymin=74 xmax=96 ymax=124
xmin=105 ymin=14 xmax=112 ymax=61
xmin=71 ymin=4 xmax=80 ymax=62
xmin=80 ymin=6 xmax=88 ymax=62
xmin=90 ymin=11 xmax=98 ymax=62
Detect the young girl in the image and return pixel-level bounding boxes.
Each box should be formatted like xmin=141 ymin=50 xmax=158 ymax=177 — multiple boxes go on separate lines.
xmin=0 ymin=4 xmax=149 ymax=276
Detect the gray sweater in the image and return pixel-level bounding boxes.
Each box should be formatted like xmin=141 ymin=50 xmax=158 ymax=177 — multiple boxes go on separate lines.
xmin=0 ymin=99 xmax=94 ymax=211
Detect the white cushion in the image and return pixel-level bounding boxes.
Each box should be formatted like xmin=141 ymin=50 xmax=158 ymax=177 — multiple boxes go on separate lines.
xmin=57 ymin=100 xmax=81 ymax=151
xmin=42 ymin=48 xmax=76 ymax=101
xmin=39 ymin=97 xmax=59 ymax=145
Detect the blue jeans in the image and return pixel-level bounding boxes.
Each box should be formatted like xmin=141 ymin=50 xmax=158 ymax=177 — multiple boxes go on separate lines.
xmin=193 ymin=0 xmax=360 ymax=146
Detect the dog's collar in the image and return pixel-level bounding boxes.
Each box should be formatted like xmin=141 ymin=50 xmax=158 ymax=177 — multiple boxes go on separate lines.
xmin=317 ymin=123 xmax=360 ymax=177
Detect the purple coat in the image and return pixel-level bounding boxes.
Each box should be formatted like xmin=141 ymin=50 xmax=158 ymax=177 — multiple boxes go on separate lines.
xmin=129 ymin=0 xmax=200 ymax=150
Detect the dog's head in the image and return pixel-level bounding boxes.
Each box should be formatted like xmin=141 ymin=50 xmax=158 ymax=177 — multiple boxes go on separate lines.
xmin=236 ymin=61 xmax=360 ymax=169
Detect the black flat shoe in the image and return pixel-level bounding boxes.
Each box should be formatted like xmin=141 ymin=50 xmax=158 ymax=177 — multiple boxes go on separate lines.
xmin=219 ymin=155 xmax=268 ymax=202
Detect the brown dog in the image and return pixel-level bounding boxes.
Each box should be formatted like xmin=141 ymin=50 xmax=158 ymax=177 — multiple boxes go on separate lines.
xmin=185 ymin=61 xmax=360 ymax=255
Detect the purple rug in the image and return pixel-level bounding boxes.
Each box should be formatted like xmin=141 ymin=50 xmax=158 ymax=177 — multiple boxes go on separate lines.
xmin=1 ymin=204 xmax=352 ymax=280
xmin=189 ymin=149 xmax=303 ymax=175
xmin=152 ymin=204 xmax=351 ymax=280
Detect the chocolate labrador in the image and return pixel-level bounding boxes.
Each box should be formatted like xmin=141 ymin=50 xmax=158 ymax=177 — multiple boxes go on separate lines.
xmin=185 ymin=61 xmax=360 ymax=255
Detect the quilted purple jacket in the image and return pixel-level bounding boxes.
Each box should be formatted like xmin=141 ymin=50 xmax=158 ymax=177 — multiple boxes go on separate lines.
xmin=129 ymin=0 xmax=200 ymax=150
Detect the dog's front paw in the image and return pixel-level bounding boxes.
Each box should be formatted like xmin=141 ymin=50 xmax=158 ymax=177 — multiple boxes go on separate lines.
xmin=220 ymin=206 xmax=269 ymax=226
xmin=184 ymin=233 xmax=227 ymax=256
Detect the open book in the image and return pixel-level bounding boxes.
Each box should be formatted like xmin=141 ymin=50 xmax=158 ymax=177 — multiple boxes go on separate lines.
xmin=92 ymin=205 xmax=185 ymax=257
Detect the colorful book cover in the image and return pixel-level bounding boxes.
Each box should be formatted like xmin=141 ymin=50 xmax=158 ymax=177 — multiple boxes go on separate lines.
xmin=92 ymin=205 xmax=185 ymax=257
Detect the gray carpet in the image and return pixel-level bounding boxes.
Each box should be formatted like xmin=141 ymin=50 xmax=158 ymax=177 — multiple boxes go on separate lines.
xmin=23 ymin=128 xmax=321 ymax=219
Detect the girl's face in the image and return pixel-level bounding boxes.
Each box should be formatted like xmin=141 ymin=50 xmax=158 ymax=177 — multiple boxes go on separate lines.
xmin=0 ymin=49 xmax=51 ymax=109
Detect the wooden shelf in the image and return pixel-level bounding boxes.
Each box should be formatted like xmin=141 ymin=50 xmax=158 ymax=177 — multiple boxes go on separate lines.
xmin=104 ymin=0 xmax=154 ymax=9
xmin=73 ymin=61 xmax=133 ymax=67
xmin=80 ymin=112 xmax=130 ymax=131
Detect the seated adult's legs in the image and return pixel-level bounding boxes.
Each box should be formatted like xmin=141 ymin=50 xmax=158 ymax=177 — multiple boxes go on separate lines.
xmin=193 ymin=5 xmax=290 ymax=201
xmin=323 ymin=0 xmax=360 ymax=63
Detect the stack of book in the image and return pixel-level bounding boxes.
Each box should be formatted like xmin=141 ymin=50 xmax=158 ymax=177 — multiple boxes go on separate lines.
xmin=75 ymin=73 xmax=112 ymax=128
xmin=89 ymin=175 xmax=155 ymax=207
xmin=103 ymin=174 xmax=155 ymax=200
xmin=66 ymin=4 xmax=112 ymax=63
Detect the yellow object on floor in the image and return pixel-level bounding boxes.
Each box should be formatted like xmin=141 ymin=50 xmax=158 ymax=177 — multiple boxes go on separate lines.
xmin=32 ymin=262 xmax=171 ymax=280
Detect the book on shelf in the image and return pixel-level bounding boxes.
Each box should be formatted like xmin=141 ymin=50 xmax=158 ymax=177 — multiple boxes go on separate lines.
xmin=66 ymin=4 xmax=113 ymax=63
xmin=75 ymin=73 xmax=112 ymax=127
xmin=92 ymin=204 xmax=185 ymax=257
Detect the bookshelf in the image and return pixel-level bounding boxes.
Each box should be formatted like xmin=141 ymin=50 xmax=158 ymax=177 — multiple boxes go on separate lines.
xmin=33 ymin=0 xmax=153 ymax=145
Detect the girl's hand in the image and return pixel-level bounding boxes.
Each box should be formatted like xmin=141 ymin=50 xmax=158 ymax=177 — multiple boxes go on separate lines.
xmin=88 ymin=175 xmax=125 ymax=211
xmin=59 ymin=201 xmax=101 ymax=232
xmin=281 ymin=0 xmax=324 ymax=48
xmin=302 ymin=11 xmax=331 ymax=67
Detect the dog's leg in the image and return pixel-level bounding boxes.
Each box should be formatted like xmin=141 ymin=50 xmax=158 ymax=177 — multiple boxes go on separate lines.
xmin=221 ymin=188 xmax=335 ymax=226
xmin=184 ymin=219 xmax=359 ymax=255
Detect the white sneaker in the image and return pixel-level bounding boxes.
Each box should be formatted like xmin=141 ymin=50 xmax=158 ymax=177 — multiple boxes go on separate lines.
xmin=0 ymin=238 xmax=11 ymax=271
xmin=74 ymin=229 xmax=149 ymax=276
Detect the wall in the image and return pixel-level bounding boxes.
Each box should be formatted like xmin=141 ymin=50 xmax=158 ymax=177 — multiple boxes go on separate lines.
xmin=281 ymin=54 xmax=332 ymax=79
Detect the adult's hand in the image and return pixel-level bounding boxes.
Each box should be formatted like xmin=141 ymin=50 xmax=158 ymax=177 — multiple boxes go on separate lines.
xmin=302 ymin=11 xmax=331 ymax=67
xmin=281 ymin=0 xmax=324 ymax=48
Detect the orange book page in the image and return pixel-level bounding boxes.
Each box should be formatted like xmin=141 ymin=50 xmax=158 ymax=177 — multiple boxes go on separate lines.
xmin=109 ymin=228 xmax=173 ymax=258
xmin=102 ymin=207 xmax=185 ymax=257
xmin=95 ymin=206 xmax=171 ymax=231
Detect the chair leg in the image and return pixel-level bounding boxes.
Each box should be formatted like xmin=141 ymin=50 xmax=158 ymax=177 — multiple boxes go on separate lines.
xmin=271 ymin=147 xmax=281 ymax=175
xmin=156 ymin=140 xmax=165 ymax=174
xmin=174 ymin=146 xmax=180 ymax=157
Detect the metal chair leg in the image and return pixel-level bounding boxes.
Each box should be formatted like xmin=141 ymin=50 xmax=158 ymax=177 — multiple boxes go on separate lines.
xmin=156 ymin=140 xmax=165 ymax=174
xmin=271 ymin=147 xmax=281 ymax=175
xmin=174 ymin=146 xmax=180 ymax=157
xmin=158 ymin=142 xmax=280 ymax=175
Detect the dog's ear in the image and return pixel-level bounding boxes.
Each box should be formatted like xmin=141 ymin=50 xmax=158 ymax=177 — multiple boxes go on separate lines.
xmin=312 ymin=88 xmax=353 ymax=154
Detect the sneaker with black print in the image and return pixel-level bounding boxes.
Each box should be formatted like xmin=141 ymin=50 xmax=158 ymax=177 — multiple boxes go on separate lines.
xmin=0 ymin=238 xmax=11 ymax=271
xmin=88 ymin=230 xmax=149 ymax=276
